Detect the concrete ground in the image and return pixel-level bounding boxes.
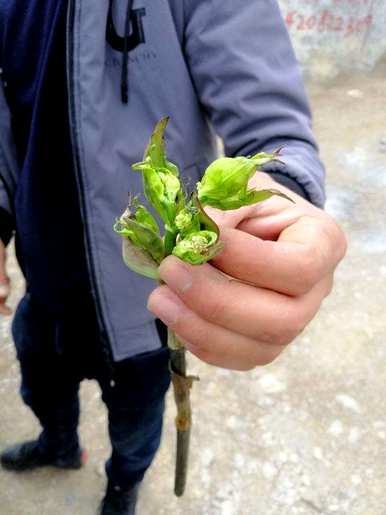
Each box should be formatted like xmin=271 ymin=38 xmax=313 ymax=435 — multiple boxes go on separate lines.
xmin=1 ymin=61 xmax=386 ymax=515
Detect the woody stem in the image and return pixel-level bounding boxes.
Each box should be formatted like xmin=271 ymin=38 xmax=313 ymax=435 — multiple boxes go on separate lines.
xmin=169 ymin=331 xmax=192 ymax=497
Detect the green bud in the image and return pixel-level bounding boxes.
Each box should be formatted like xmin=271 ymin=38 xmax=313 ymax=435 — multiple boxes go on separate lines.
xmin=172 ymin=230 xmax=224 ymax=265
xmin=143 ymin=117 xmax=179 ymax=177
xmin=197 ymin=156 xmax=255 ymax=209
xmin=133 ymin=205 xmax=159 ymax=234
xmin=114 ymin=203 xmax=165 ymax=279
xmin=197 ymin=154 xmax=292 ymax=210
xmin=132 ymin=161 xmax=182 ymax=226
xmin=132 ymin=117 xmax=184 ymax=226
xmin=174 ymin=207 xmax=200 ymax=236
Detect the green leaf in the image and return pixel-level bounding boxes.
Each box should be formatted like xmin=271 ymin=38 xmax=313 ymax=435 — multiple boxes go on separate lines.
xmin=250 ymin=148 xmax=283 ymax=166
xmin=121 ymin=238 xmax=160 ymax=280
xmin=245 ymin=188 xmax=294 ymax=205
xmin=192 ymin=193 xmax=220 ymax=238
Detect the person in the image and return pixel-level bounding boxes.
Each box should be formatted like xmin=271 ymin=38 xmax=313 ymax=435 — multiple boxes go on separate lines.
xmin=0 ymin=1 xmax=347 ymax=514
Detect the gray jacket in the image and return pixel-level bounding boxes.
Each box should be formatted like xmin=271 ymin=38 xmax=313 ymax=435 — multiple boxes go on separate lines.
xmin=0 ymin=0 xmax=325 ymax=360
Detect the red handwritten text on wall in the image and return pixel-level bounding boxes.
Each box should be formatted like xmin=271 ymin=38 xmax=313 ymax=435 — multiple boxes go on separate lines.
xmin=299 ymin=0 xmax=370 ymax=5
xmin=285 ymin=10 xmax=373 ymax=37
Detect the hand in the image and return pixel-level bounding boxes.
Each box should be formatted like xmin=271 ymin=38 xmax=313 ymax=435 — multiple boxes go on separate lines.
xmin=147 ymin=172 xmax=347 ymax=370
xmin=0 ymin=240 xmax=12 ymax=316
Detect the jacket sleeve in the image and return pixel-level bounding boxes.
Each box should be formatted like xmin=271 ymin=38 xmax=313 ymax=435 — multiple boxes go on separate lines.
xmin=182 ymin=0 xmax=325 ymax=206
xmin=0 ymin=78 xmax=17 ymax=245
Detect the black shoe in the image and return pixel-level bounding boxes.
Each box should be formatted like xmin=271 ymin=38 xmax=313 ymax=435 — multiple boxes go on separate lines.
xmin=99 ymin=481 xmax=140 ymax=515
xmin=0 ymin=440 xmax=85 ymax=472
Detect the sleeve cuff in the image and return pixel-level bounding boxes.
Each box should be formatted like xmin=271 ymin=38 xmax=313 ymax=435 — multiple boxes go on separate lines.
xmin=260 ymin=145 xmax=326 ymax=208
xmin=0 ymin=207 xmax=14 ymax=246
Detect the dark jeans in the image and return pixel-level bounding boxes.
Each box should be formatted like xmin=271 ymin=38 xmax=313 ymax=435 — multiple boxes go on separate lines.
xmin=11 ymin=292 xmax=171 ymax=489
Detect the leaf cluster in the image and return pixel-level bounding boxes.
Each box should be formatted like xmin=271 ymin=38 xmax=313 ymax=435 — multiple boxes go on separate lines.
xmin=114 ymin=118 xmax=291 ymax=279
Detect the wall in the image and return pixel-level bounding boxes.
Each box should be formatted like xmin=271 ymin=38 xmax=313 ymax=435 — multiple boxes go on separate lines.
xmin=278 ymin=0 xmax=386 ymax=80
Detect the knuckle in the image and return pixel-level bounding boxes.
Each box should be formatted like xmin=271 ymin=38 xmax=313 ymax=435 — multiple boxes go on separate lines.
xmin=179 ymin=324 xmax=213 ymax=353
xmin=273 ymin=330 xmax=296 ymax=347
xmin=285 ymin=316 xmax=305 ymax=343
xmin=323 ymin=275 xmax=334 ymax=298
xmin=297 ymin=245 xmax=323 ymax=292
xmin=238 ymin=362 xmax=257 ymax=372
xmin=322 ymin=214 xmax=348 ymax=264
xmin=260 ymin=326 xmax=283 ymax=346
xmin=257 ymin=347 xmax=284 ymax=367
xmin=285 ymin=303 xmax=308 ymax=338
xmin=333 ymin=223 xmax=348 ymax=261
xmin=267 ymin=309 xmax=304 ymax=346
xmin=189 ymin=346 xmax=213 ymax=363
xmin=204 ymin=296 xmax=228 ymax=324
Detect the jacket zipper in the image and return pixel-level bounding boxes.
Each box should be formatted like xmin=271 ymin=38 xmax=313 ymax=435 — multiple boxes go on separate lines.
xmin=66 ymin=0 xmax=115 ymax=382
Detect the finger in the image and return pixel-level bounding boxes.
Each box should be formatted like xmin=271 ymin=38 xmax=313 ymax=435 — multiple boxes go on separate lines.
xmin=204 ymin=204 xmax=260 ymax=230
xmin=0 ymin=302 xmax=12 ymax=316
xmin=204 ymin=196 xmax=295 ymax=232
xmin=237 ymin=205 xmax=306 ymax=241
xmin=211 ymin=217 xmax=345 ymax=296
xmin=0 ymin=243 xmax=11 ymax=316
xmin=0 ymin=282 xmax=9 ymax=297
xmin=0 ymin=273 xmax=12 ymax=315
xmin=0 ymin=281 xmax=11 ymax=315
xmin=147 ymin=285 xmax=285 ymax=370
xmin=158 ymin=256 xmax=330 ymax=345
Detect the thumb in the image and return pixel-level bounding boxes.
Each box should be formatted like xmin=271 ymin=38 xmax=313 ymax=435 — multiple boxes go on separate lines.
xmin=0 ymin=242 xmax=12 ymax=316
xmin=204 ymin=204 xmax=260 ymax=230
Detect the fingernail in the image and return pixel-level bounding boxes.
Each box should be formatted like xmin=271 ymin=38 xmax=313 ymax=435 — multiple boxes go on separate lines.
xmin=147 ymin=291 xmax=182 ymax=326
xmin=159 ymin=259 xmax=192 ymax=294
